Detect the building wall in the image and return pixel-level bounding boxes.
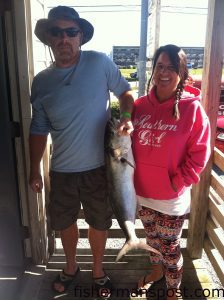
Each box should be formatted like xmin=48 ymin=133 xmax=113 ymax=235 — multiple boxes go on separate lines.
xmin=112 ymin=46 xmax=140 ymax=68
xmin=182 ymin=47 xmax=204 ymax=69
xmin=30 ymin=0 xmax=49 ymax=75
xmin=147 ymin=0 xmax=208 ymax=59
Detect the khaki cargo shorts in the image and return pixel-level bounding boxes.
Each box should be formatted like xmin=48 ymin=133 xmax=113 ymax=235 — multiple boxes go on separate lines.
xmin=48 ymin=166 xmax=112 ymax=231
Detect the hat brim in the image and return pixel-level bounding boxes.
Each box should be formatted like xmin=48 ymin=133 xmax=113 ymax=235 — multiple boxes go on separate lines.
xmin=34 ymin=17 xmax=94 ymax=45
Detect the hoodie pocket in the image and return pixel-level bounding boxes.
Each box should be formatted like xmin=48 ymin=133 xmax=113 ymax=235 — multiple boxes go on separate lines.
xmin=134 ymin=163 xmax=179 ymax=200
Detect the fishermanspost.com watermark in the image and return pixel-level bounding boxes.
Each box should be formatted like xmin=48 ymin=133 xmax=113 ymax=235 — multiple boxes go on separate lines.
xmin=74 ymin=285 xmax=224 ymax=299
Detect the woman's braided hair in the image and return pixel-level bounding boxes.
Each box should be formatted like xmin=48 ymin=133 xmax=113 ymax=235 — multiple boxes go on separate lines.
xmin=147 ymin=44 xmax=189 ymax=120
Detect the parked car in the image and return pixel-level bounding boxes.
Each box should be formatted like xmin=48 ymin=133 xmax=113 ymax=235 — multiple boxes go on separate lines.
xmin=216 ymin=116 xmax=224 ymax=153
xmin=130 ymin=71 xmax=138 ymax=79
xmin=187 ymin=62 xmax=193 ymax=69
xmin=190 ymin=75 xmax=224 ymax=152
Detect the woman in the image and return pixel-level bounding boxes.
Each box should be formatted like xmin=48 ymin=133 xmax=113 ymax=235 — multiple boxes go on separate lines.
xmin=132 ymin=44 xmax=211 ymax=300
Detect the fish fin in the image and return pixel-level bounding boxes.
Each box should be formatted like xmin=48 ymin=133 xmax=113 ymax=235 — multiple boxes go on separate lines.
xmin=115 ymin=240 xmax=161 ymax=262
xmin=138 ymin=241 xmax=161 ymax=256
xmin=115 ymin=242 xmax=132 ymax=262
xmin=120 ymin=157 xmax=135 ymax=168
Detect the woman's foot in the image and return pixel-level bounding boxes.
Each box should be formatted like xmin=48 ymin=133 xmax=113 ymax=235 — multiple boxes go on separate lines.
xmin=138 ymin=264 xmax=164 ymax=290
xmin=138 ymin=272 xmax=164 ymax=290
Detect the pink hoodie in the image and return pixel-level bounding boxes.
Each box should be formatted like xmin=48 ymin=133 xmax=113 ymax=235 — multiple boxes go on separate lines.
xmin=132 ymin=85 xmax=211 ymax=200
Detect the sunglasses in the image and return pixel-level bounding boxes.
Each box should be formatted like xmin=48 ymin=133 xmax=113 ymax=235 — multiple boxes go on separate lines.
xmin=48 ymin=27 xmax=81 ymax=38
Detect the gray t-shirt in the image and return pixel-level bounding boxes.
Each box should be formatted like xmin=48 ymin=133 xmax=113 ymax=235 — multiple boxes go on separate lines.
xmin=30 ymin=50 xmax=130 ymax=172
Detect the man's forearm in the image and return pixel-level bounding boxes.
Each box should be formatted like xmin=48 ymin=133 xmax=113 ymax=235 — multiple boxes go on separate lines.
xmin=29 ymin=134 xmax=48 ymax=174
xmin=117 ymin=91 xmax=134 ymax=135
xmin=118 ymin=90 xmax=134 ymax=117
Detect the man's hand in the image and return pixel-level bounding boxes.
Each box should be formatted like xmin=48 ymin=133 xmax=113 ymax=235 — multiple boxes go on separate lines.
xmin=29 ymin=172 xmax=43 ymax=193
xmin=117 ymin=118 xmax=134 ymax=136
xmin=118 ymin=90 xmax=134 ymax=135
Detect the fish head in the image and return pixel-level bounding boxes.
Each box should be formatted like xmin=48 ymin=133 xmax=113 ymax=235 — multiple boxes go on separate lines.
xmin=105 ymin=118 xmax=132 ymax=159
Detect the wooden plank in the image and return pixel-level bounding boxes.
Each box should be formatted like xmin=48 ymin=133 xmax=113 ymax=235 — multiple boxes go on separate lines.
xmin=211 ymin=170 xmax=224 ymax=200
xmin=187 ymin=178 xmax=210 ymax=259
xmin=15 ymin=265 xmax=46 ymax=300
xmin=47 ymin=257 xmax=205 ymax=271
xmin=55 ymin=246 xmax=194 ymax=257
xmin=12 ymin=0 xmax=48 ymax=264
xmin=187 ymin=0 xmax=224 ymax=259
xmin=49 ymin=251 xmax=205 ymax=265
xmin=4 ymin=11 xmax=32 ymax=258
xmin=55 ymin=227 xmax=188 ymax=239
xmin=208 ymin=192 xmax=224 ymax=230
xmin=55 ymin=218 xmax=188 ymax=238
xmin=55 ymin=227 xmax=145 ymax=239
xmin=17 ymin=243 xmax=220 ymax=300
xmin=206 ymin=217 xmax=224 ymax=258
xmin=42 ymin=142 xmax=54 ymax=256
xmin=214 ymin=147 xmax=224 ymax=171
xmin=209 ymin=186 xmax=223 ymax=205
xmin=43 ymin=267 xmax=211 ymax=285
xmin=47 ymin=262 xmax=151 ymax=271
xmin=47 ymin=259 xmax=204 ymax=271
xmin=36 ymin=279 xmax=220 ymax=300
xmin=20 ymin=264 xmax=220 ymax=300
xmin=204 ymin=237 xmax=224 ymax=287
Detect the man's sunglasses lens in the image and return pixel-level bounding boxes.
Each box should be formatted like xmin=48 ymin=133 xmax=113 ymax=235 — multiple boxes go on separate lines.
xmin=49 ymin=27 xmax=80 ymax=38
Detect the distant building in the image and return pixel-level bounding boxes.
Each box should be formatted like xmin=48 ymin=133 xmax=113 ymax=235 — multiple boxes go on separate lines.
xmin=112 ymin=46 xmax=140 ymax=68
xmin=147 ymin=0 xmax=207 ymax=69
xmin=181 ymin=47 xmax=204 ymax=68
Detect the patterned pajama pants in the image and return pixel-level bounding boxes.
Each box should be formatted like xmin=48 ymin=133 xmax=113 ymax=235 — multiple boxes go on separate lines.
xmin=138 ymin=206 xmax=187 ymax=289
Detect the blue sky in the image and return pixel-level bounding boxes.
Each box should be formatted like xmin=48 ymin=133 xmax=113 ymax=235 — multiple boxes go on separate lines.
xmin=45 ymin=0 xmax=208 ymax=54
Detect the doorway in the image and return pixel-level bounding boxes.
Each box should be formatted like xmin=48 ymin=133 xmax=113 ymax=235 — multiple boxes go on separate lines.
xmin=0 ymin=16 xmax=24 ymax=267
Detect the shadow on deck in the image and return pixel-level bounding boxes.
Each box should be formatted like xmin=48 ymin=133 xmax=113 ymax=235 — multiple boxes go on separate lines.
xmin=1 ymin=217 xmax=222 ymax=300
xmin=13 ymin=238 xmax=221 ymax=300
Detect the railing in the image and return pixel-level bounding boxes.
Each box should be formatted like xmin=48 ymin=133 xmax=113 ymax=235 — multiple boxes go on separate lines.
xmin=205 ymin=147 xmax=224 ymax=286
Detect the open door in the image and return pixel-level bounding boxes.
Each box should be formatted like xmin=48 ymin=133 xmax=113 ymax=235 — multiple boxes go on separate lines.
xmin=0 ymin=16 xmax=24 ymax=267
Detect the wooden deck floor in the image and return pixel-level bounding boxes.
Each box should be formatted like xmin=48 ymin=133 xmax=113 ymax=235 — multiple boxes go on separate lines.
xmin=38 ymin=247 xmax=219 ymax=300
xmin=16 ymin=218 xmax=223 ymax=300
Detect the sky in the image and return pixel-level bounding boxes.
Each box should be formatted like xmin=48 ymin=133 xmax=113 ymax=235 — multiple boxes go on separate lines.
xmin=47 ymin=0 xmax=141 ymax=54
xmin=159 ymin=0 xmax=208 ymax=47
xmin=44 ymin=0 xmax=208 ymax=55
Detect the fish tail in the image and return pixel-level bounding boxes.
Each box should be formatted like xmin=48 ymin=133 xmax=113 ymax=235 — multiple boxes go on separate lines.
xmin=115 ymin=240 xmax=161 ymax=262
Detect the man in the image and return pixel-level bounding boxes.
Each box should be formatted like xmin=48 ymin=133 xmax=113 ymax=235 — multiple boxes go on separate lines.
xmin=29 ymin=6 xmax=134 ymax=296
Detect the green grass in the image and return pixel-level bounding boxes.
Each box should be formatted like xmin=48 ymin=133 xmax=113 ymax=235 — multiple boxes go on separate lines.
xmin=120 ymin=68 xmax=205 ymax=78
xmin=120 ymin=68 xmax=137 ymax=79
xmin=189 ymin=68 xmax=203 ymax=75
xmin=189 ymin=68 xmax=224 ymax=76
xmin=120 ymin=67 xmax=224 ymax=83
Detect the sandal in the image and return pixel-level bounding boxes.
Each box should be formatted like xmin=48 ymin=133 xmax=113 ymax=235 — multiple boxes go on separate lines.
xmin=93 ymin=273 xmax=113 ymax=298
xmin=52 ymin=266 xmax=80 ymax=293
xmin=137 ymin=274 xmax=164 ymax=292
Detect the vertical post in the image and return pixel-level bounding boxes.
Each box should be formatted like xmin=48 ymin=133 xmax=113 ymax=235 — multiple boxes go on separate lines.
xmin=187 ymin=0 xmax=224 ymax=258
xmin=154 ymin=0 xmax=161 ymax=52
xmin=138 ymin=0 xmax=149 ymax=97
